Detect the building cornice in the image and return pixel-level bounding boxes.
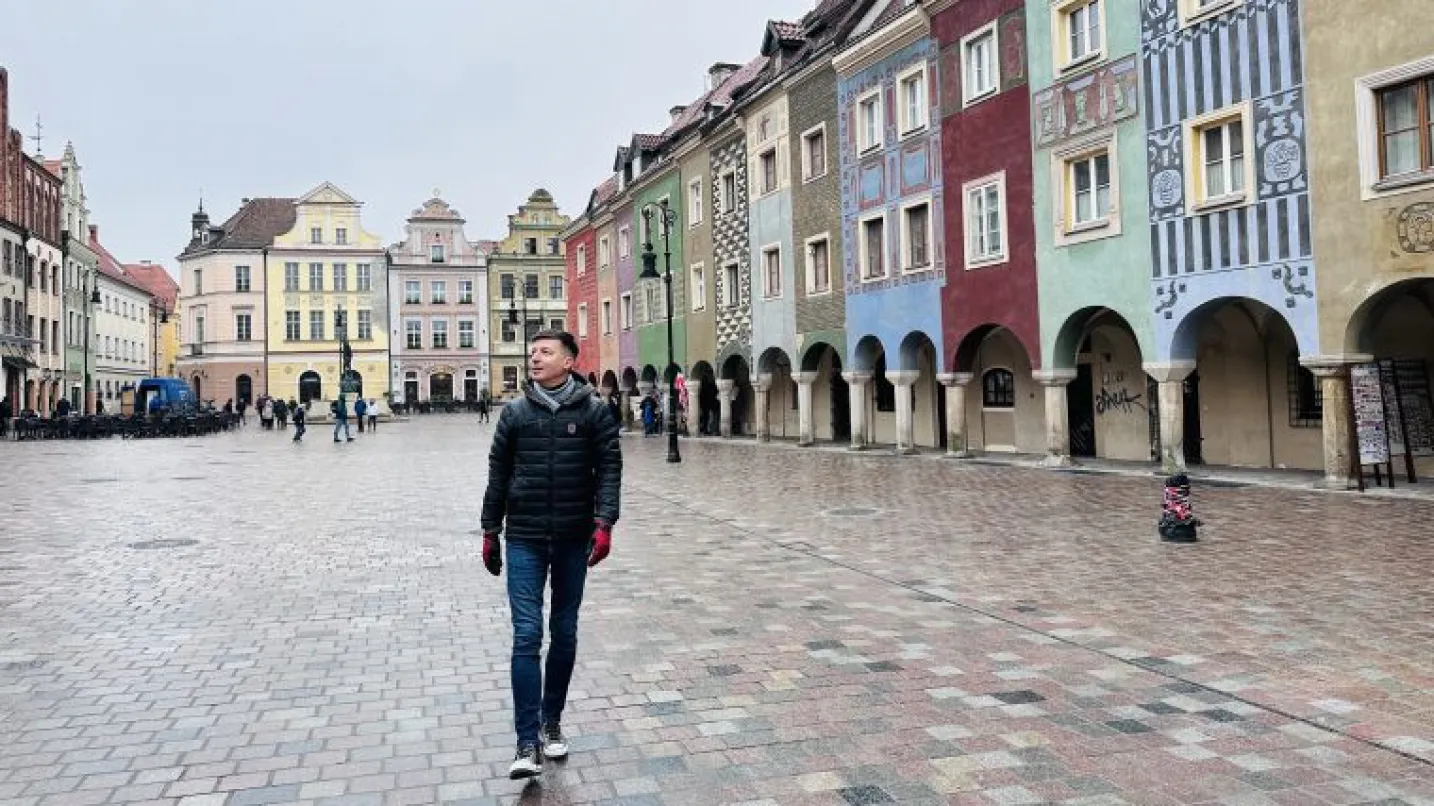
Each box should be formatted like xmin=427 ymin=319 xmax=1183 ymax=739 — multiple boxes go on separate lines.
xmin=833 ymin=6 xmax=930 ymax=76
xmin=782 ymin=46 xmax=839 ymax=89
xmin=922 ymin=0 xmax=958 ymax=16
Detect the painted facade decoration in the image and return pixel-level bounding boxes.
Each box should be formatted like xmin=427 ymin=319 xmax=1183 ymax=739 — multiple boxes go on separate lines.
xmin=710 ymin=135 xmax=753 ymax=369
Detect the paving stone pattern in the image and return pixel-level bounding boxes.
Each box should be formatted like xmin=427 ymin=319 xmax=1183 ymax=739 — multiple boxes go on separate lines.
xmin=1 ymin=420 xmax=1433 ymax=805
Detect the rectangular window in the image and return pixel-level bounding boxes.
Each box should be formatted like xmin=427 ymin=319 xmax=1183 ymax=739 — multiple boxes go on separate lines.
xmin=898 ymin=66 xmax=928 ymax=135
xmin=576 ymin=245 xmax=588 ymax=275
xmin=284 ymin=262 xmax=300 ymax=291
xmin=235 ymin=313 xmax=252 ymax=342
xmin=858 ymin=91 xmax=883 ymax=153
xmin=1068 ymin=150 xmax=1112 ymax=226
xmin=620 ymin=293 xmax=633 ymax=330
xmin=357 ymin=309 xmax=372 ymax=340
xmin=524 ymin=238 xmax=538 ymax=255
xmin=310 ymin=227 xmax=323 ymax=244
xmin=308 ymin=263 xmax=323 ymax=291
xmin=902 ymin=202 xmax=931 ymax=270
xmin=405 ymin=280 xmax=421 ymax=305
xmin=965 ymin=174 xmax=1007 ymax=266
xmin=619 ymin=227 xmax=631 ymax=258
xmin=577 ymin=304 xmax=589 ymax=338
xmin=430 ymin=244 xmax=446 ymax=263
xmin=723 ymin=261 xmax=741 ymax=307
xmin=762 ymin=246 xmax=782 ymax=298
xmin=862 ymin=216 xmax=886 ymax=280
xmin=458 ymin=280 xmax=473 ymax=304
xmin=234 ymin=265 xmax=251 ymax=292
xmin=760 ymin=149 xmax=778 ymax=194
xmin=1288 ymin=353 xmax=1323 ymax=427
xmin=802 ymin=125 xmax=827 ymax=180
xmin=459 ymin=319 xmax=475 ymax=348
xmin=309 ymin=310 xmax=324 ymax=341
xmin=503 ymin=365 xmax=519 ymax=391
xmin=406 ymin=319 xmax=423 ymax=349
xmin=1058 ymin=0 xmax=1104 ymax=69
xmin=549 ymin=276 xmax=564 ymax=299
xmin=500 ymin=274 xmax=515 ymax=299
xmin=689 ymin=179 xmax=703 ymax=225
xmin=524 ymin=274 xmax=539 ymax=298
xmin=356 ymin=263 xmax=371 ymax=291
xmin=332 ymin=263 xmax=348 ymax=291
xmin=549 ymin=317 xmax=564 ymax=332
xmin=644 ymin=285 xmax=661 ymax=325
xmin=285 ymin=310 xmax=300 ymax=341
xmin=721 ymin=172 xmax=737 ymax=213
xmin=601 ymin=299 xmax=613 ymax=335
xmin=1378 ymin=77 xmax=1434 ymax=179
xmin=432 ymin=319 xmax=448 ymax=348
xmin=194 ymin=268 xmax=203 ymax=295
xmin=963 ymin=25 xmax=998 ymax=103
xmin=335 ymin=227 xmax=347 ymax=245
xmin=501 ymin=319 xmax=517 ymax=343
xmin=598 ymin=236 xmax=611 ymax=267
xmin=548 ymin=238 xmax=560 ymax=255
xmin=690 ymin=263 xmax=706 ymax=311
xmin=806 ymin=236 xmax=830 ymax=294
xmin=430 ymin=280 xmax=447 ymax=304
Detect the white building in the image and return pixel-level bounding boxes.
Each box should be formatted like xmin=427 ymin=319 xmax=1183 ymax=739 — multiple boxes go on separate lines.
xmin=89 ymin=227 xmax=153 ymax=410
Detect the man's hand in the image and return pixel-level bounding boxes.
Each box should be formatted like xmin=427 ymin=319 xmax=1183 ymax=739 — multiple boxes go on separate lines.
xmin=588 ymin=521 xmax=612 ymax=568
xmin=482 ymin=533 xmax=502 ymax=576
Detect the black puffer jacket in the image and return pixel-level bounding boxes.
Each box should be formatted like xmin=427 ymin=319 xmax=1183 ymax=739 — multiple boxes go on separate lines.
xmin=481 ymin=375 xmax=622 ymax=540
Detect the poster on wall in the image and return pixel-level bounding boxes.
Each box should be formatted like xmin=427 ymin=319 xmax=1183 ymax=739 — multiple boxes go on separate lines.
xmin=1393 ymin=359 xmax=1434 ymax=457
xmin=1351 ymin=363 xmax=1390 ymax=466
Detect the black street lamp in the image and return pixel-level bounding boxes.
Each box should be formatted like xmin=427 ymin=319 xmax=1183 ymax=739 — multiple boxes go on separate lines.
xmin=150 ymin=300 xmax=169 ymax=377
xmin=82 ymin=256 xmax=99 ymax=414
xmin=506 ymin=285 xmax=529 ymax=387
xmin=639 ymin=199 xmax=681 ymax=464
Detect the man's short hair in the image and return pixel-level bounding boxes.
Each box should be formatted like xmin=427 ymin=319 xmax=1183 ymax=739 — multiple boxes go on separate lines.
xmin=530 ymin=329 xmax=579 ymax=358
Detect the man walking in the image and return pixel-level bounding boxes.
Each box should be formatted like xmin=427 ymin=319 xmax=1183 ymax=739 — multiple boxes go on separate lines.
xmin=481 ymin=330 xmax=621 ymax=780
xmin=291 ymin=401 xmax=306 ymax=442
xmin=332 ymin=394 xmax=353 ymax=442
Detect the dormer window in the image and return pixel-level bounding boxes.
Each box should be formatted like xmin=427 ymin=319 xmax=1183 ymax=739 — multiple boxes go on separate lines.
xmin=430 ymin=244 xmax=446 ymax=263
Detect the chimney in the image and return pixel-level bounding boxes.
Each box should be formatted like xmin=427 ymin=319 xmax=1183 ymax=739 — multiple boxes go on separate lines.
xmin=708 ymin=62 xmax=740 ymax=91
xmin=669 ymin=105 xmax=686 ymax=122
xmin=89 ymin=223 xmax=98 ymax=243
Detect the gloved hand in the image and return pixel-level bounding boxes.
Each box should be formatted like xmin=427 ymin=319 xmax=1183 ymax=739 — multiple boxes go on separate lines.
xmin=588 ymin=521 xmax=612 ymax=568
xmin=482 ymin=532 xmax=502 ymax=576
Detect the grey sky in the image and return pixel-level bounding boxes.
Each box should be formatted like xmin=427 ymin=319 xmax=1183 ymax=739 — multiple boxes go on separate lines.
xmin=2 ymin=0 xmax=818 ymax=273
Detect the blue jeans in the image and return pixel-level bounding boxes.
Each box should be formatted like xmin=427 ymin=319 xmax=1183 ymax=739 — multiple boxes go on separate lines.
xmin=506 ymin=537 xmax=589 ymax=747
xmin=333 ymin=417 xmax=351 ymax=440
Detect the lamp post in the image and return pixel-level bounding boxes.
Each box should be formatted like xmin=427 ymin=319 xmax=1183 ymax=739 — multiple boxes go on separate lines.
xmin=81 ymin=261 xmax=99 ymax=414
xmin=506 ymin=284 xmax=529 ymax=389
xmin=336 ymin=304 xmax=354 ymax=398
xmin=149 ymin=300 xmax=169 ymax=377
xmin=639 ymin=199 xmax=681 ymax=464
xmin=19 ymin=228 xmax=34 ymax=412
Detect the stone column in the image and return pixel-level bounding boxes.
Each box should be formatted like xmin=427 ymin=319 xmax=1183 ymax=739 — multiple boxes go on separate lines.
xmin=1144 ymin=361 xmax=1196 ymax=475
xmin=753 ymin=373 xmax=773 ymax=442
xmin=685 ymin=380 xmax=703 ymax=436
xmin=1308 ymin=362 xmax=1358 ymax=490
xmin=794 ymin=371 xmax=817 ymax=446
xmin=1033 ymin=369 xmax=1078 ymax=467
xmin=843 ymin=371 xmax=872 ymax=450
xmin=717 ymin=378 xmax=735 ymax=438
xmin=888 ymin=370 xmax=919 ymax=454
xmin=937 ymin=372 xmax=974 ymax=457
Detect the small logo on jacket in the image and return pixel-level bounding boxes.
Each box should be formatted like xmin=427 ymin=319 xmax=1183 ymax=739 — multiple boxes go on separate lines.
xmin=567 ymin=423 xmax=577 ymax=434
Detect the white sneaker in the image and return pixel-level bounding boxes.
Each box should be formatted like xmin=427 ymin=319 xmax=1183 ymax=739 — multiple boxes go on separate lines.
xmin=542 ymin=723 xmax=569 ymax=759
xmin=508 ymin=744 xmax=542 ymax=779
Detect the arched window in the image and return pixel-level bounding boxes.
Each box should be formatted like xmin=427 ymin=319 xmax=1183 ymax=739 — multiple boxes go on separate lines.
xmin=982 ymin=369 xmax=1015 ymax=408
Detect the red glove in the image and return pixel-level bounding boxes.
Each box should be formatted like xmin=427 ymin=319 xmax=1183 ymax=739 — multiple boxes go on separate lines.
xmin=482 ymin=533 xmax=502 ymax=576
xmin=588 ymin=521 xmax=612 ymax=568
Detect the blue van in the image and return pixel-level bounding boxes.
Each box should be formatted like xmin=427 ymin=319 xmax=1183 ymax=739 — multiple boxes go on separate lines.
xmin=136 ymin=378 xmax=196 ymax=415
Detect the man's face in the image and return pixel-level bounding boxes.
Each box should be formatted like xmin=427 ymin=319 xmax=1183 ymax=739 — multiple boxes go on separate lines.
xmin=529 ymin=338 xmax=574 ymax=385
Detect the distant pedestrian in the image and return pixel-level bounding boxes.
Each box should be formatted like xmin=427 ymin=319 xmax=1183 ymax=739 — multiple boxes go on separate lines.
xmin=367 ymin=398 xmax=379 ymax=431
xmin=274 ymin=398 xmax=289 ymax=429
xmin=332 ymin=395 xmax=353 ymax=442
xmin=355 ymin=397 xmax=368 ymax=433
xmin=238 ymin=398 xmax=248 ymax=426
xmin=477 ymin=393 xmax=491 ymax=424
xmin=481 ymin=330 xmax=622 ymax=780
xmin=261 ymin=398 xmax=274 ymax=430
xmin=291 ymin=402 xmax=306 ymax=442
xmin=0 ymin=396 xmax=10 ymax=438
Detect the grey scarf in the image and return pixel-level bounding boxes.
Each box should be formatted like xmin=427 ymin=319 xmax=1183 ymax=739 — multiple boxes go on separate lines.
xmin=530 ymin=374 xmax=580 ymax=412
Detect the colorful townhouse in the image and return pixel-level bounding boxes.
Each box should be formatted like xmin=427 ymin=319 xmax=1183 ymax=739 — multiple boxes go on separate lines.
xmin=561 ymin=206 xmax=598 ymax=383
xmin=835 ymin=0 xmax=947 ymax=453
xmin=486 ymin=190 xmax=569 ymax=398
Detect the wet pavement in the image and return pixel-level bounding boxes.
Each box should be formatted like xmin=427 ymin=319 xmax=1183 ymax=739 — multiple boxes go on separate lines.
xmin=1 ymin=418 xmax=1432 ymax=805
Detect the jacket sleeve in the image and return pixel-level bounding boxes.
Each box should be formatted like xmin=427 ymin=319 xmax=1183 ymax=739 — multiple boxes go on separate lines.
xmin=481 ymin=404 xmax=518 ymax=534
xmin=591 ymin=399 xmax=623 ymax=527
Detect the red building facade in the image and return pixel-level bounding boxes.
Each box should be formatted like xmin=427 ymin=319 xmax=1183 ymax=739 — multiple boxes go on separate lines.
xmin=930 ymin=0 xmax=1043 ymax=453
xmin=563 ymin=216 xmax=599 ymax=383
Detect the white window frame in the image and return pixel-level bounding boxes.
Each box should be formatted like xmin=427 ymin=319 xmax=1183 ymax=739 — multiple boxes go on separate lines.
xmin=457 ymin=279 xmax=473 ymax=304
xmin=899 ymin=196 xmax=934 ymax=272
xmin=576 ymin=244 xmax=587 ymax=275
xmin=619 ymin=292 xmax=633 ymax=330
xmin=690 ymin=262 xmax=706 ymax=311
xmin=1053 ymin=0 xmax=1106 ymax=74
xmin=720 ymin=171 xmax=738 ymax=213
xmin=577 ymin=303 xmax=589 ymax=339
xmin=601 ymin=298 xmax=613 ymax=335
xmin=859 ymin=212 xmax=887 ymax=282
xmin=1183 ymin=102 xmax=1255 ymax=213
xmin=801 ymin=123 xmax=829 ymax=182
xmin=758 ymin=148 xmax=779 ymax=196
xmin=804 ymin=233 xmax=832 ymax=296
xmin=235 ymin=312 xmax=252 ymax=342
xmin=688 ymin=178 xmax=704 ymax=226
xmin=723 ymin=260 xmax=741 ymax=308
xmin=430 ymin=243 xmax=445 ymax=263
xmin=760 ymin=244 xmax=783 ymax=299
xmin=457 ymin=319 xmax=474 ymax=348
xmin=1051 ymin=128 xmax=1122 ymax=246
xmin=897 ymin=64 xmax=929 ymax=137
xmin=1178 ymin=0 xmax=1242 ymax=26
xmin=963 ymin=172 xmax=1009 ymax=269
xmin=618 ymin=226 xmax=631 ymax=258
xmin=857 ymin=88 xmax=884 ymax=154
xmin=405 ymin=318 xmax=422 ymax=349
xmin=405 ymin=280 xmax=421 ymax=305
xmin=335 ymin=227 xmax=348 ymax=246
xmin=1355 ymin=56 xmax=1434 ymax=199
xmin=431 ymin=318 xmax=449 ymax=349
xmin=598 ymin=235 xmax=611 ymax=267
xmin=961 ymin=22 xmax=999 ymax=107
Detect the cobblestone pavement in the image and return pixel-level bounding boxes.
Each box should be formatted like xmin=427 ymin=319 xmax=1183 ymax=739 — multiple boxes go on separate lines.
xmin=2 ymin=419 xmax=1433 ymax=806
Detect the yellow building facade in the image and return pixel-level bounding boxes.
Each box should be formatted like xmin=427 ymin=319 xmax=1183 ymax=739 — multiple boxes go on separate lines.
xmin=487 ymin=189 xmax=570 ymax=397
xmin=265 ymin=183 xmax=390 ymax=404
